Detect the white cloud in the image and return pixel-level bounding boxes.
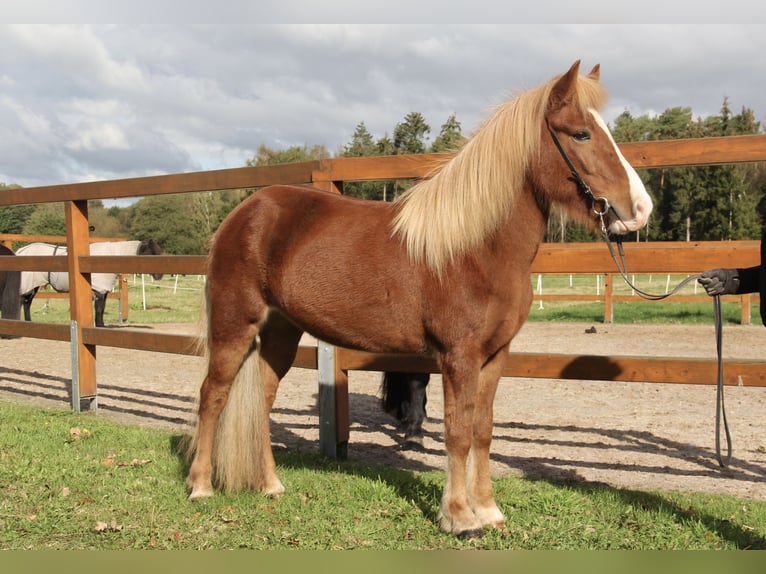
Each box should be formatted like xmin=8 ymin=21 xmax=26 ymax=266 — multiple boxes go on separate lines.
xmin=2 ymin=23 xmax=766 ymax=189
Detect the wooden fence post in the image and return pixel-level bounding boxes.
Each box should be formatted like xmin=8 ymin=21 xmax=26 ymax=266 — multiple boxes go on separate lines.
xmin=741 ymin=294 xmax=751 ymax=325
xmin=64 ymin=200 xmax=97 ymax=410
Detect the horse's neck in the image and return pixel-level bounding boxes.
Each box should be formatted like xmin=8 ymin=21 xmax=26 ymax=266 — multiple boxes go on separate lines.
xmin=490 ymin=185 xmax=548 ymax=270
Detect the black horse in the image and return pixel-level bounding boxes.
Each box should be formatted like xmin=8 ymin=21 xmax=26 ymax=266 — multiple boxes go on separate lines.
xmin=0 ymin=244 xmax=21 ymax=324
xmin=380 ymin=371 xmax=430 ymax=447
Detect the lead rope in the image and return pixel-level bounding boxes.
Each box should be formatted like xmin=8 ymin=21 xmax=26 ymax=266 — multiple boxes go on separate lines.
xmin=546 ymin=120 xmax=733 ymax=468
xmin=713 ymin=294 xmax=733 ymax=467
xmin=599 ymin=224 xmax=732 ymax=468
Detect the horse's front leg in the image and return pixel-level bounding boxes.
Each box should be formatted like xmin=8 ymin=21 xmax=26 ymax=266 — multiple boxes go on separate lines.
xmin=466 ymin=346 xmax=507 ymax=529
xmin=438 ymin=351 xmax=484 ymax=538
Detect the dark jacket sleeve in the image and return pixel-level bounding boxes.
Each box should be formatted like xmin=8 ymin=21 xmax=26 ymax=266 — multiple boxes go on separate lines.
xmin=740 ymin=226 xmax=766 ymax=326
xmin=735 ymin=266 xmax=760 ymax=294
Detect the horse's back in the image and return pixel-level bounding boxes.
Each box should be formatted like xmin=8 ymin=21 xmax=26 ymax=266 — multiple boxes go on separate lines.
xmin=15 ymin=242 xmax=63 ymax=256
xmin=208 ymin=185 xmax=430 ymax=353
xmin=90 ymin=241 xmax=141 ymax=256
xmin=212 ymin=185 xmax=400 ymax=264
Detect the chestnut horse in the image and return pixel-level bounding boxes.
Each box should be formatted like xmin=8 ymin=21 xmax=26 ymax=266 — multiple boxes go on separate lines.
xmin=186 ymin=61 xmax=653 ymax=538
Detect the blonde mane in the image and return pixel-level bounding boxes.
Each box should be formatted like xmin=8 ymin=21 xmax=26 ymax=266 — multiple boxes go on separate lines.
xmin=391 ymin=70 xmax=607 ymax=277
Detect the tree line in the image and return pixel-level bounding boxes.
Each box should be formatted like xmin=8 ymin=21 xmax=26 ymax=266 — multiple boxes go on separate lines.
xmin=1 ymin=101 xmax=765 ymax=254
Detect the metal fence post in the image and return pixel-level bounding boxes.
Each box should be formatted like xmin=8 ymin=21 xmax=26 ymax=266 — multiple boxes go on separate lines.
xmin=317 ymin=341 xmax=349 ymax=459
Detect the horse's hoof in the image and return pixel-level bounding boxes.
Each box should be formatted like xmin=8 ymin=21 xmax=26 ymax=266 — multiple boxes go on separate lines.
xmin=263 ymin=483 xmax=285 ymax=498
xmin=188 ymin=485 xmax=214 ymax=501
xmin=485 ymin=520 xmax=506 ymax=530
xmin=402 ymin=435 xmax=425 ymax=451
xmin=457 ymin=528 xmax=484 ymax=540
xmin=266 ymin=491 xmax=284 ymax=499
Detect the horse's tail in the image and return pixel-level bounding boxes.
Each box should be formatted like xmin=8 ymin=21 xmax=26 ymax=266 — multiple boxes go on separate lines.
xmin=1 ymin=270 xmax=21 ymax=320
xmin=211 ymin=351 xmax=265 ymax=492
xmin=184 ymin=287 xmax=268 ymax=493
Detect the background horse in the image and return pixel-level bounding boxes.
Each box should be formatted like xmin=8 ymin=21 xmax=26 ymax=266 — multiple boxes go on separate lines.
xmin=0 ymin=244 xmax=21 ymax=325
xmin=185 ymin=61 xmax=653 ymax=538
xmin=15 ymin=239 xmax=163 ymax=327
xmin=380 ymin=371 xmax=430 ymax=447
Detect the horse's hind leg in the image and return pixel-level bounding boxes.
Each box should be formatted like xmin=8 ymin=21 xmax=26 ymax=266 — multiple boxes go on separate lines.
xmin=256 ymin=311 xmax=304 ymax=495
xmin=187 ymin=320 xmax=260 ymax=500
xmin=404 ymin=373 xmax=429 ymax=446
xmin=381 ymin=371 xmax=429 ymax=447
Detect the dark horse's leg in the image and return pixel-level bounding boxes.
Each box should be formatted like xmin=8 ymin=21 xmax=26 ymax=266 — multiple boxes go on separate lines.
xmin=93 ymin=291 xmax=107 ymax=327
xmin=21 ymin=287 xmax=39 ymax=322
xmin=1 ymin=271 xmax=21 ymax=321
xmin=381 ymin=371 xmax=430 ymax=447
xmin=0 ymin=268 xmax=21 ymax=338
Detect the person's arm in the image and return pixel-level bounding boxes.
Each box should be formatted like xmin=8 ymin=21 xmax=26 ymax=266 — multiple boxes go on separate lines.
xmin=698 ymin=266 xmax=760 ymax=295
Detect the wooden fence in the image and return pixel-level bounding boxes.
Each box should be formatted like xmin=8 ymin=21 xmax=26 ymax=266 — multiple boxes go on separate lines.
xmin=1 ymin=134 xmax=766 ymax=457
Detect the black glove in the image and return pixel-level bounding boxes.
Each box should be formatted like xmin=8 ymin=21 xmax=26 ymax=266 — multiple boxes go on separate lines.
xmin=698 ymin=268 xmax=740 ymax=296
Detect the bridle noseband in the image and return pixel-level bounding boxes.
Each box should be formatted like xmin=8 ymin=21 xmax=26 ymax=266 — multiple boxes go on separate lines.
xmin=545 ymin=117 xmax=732 ymax=468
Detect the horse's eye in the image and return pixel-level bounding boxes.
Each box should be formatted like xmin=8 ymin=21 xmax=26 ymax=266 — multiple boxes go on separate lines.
xmin=573 ymin=130 xmax=591 ymax=142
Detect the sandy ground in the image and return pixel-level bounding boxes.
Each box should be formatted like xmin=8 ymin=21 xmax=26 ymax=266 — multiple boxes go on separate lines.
xmin=1 ymin=321 xmax=765 ymax=499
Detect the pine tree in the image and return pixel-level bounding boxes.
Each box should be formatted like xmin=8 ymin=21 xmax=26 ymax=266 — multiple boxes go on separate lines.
xmin=246 ymin=143 xmax=330 ymax=166
xmin=343 ymin=122 xmax=376 ymax=157
xmin=431 ymin=114 xmax=465 ymax=153
xmin=341 ymin=123 xmax=388 ymax=201
xmin=393 ymin=112 xmax=430 ymax=154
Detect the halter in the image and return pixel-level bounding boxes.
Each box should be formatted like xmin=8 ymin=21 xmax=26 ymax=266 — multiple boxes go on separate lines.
xmin=545 ymin=118 xmax=611 ymax=233
xmin=545 ymin=118 xmax=733 ymax=468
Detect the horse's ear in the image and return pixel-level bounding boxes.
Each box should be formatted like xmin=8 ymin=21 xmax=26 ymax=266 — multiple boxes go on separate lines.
xmin=548 ymin=60 xmax=581 ymax=112
xmin=587 ymin=64 xmax=600 ymax=81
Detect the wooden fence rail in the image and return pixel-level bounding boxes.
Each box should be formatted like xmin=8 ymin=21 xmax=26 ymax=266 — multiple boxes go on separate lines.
xmin=534 ymin=272 xmax=759 ymax=324
xmin=1 ymin=134 xmax=766 ymax=457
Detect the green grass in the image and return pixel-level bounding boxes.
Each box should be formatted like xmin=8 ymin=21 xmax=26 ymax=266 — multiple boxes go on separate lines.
xmin=1 ymin=400 xmax=765 ymax=550
xmin=25 ymin=273 xmax=760 ymax=327
xmin=528 ymin=300 xmax=754 ymax=325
